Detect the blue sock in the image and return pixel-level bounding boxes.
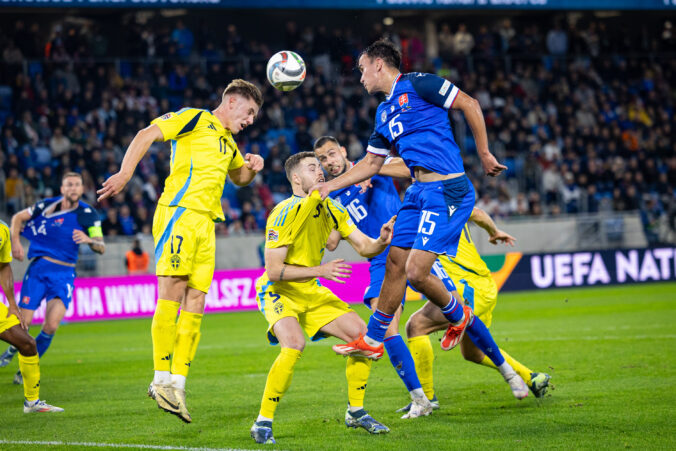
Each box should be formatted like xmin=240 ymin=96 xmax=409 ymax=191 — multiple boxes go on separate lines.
xmin=466 ymin=316 xmax=505 ymax=366
xmin=35 ymin=331 xmax=54 ymax=358
xmin=384 ymin=334 xmax=422 ymax=392
xmin=366 ymin=309 xmax=393 ymax=343
xmin=441 ymin=297 xmax=464 ymax=324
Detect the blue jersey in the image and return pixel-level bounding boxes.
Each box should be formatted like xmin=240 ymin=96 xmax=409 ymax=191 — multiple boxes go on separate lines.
xmin=367 ymin=72 xmax=463 ymax=176
xmin=22 ymin=197 xmax=102 ymax=264
xmin=329 ymin=171 xmax=400 ymax=263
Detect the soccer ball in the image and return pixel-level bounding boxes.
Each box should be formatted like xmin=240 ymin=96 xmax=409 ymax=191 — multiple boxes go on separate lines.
xmin=266 ymin=51 xmax=306 ymax=92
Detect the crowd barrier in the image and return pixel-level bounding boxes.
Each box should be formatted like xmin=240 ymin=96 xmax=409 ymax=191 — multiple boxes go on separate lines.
xmin=1 ymin=247 xmax=674 ymax=324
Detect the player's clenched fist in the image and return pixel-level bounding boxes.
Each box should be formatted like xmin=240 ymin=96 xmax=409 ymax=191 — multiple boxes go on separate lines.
xmin=245 ymin=153 xmax=264 ymax=172
xmin=318 ymin=258 xmax=352 ymax=284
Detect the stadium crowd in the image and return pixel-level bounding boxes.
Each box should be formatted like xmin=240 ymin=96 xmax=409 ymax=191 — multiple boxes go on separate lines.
xmin=0 ymin=14 xmax=674 ymax=243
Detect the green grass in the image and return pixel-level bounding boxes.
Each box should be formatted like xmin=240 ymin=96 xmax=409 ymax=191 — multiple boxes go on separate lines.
xmin=0 ymin=282 xmax=675 ymax=450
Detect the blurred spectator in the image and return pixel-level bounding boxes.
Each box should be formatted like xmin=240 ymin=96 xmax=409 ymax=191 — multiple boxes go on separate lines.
xmin=125 ymin=238 xmax=150 ymax=274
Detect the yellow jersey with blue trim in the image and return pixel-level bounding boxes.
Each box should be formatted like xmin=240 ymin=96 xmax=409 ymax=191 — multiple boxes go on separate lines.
xmin=151 ymin=108 xmax=245 ymax=222
xmin=0 ymin=220 xmax=11 ymax=263
xmin=445 ymin=223 xmax=491 ymax=277
xmin=264 ymin=194 xmax=357 ymax=269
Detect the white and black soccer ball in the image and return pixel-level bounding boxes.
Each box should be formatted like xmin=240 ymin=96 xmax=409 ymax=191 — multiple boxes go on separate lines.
xmin=266 ymin=50 xmax=306 ymax=92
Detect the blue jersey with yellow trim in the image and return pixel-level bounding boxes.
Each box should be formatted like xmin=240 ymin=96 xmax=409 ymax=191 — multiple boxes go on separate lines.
xmin=22 ymin=197 xmax=102 ymax=264
xmin=367 ymin=72 xmax=463 ymax=176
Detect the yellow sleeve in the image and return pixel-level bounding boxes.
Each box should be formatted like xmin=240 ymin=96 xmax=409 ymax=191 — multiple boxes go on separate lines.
xmin=0 ymin=224 xmax=11 ymax=263
xmin=327 ymin=198 xmax=357 ymax=239
xmin=264 ymin=202 xmax=297 ymax=249
xmin=228 ymin=148 xmax=245 ymax=171
xmin=151 ymin=108 xmax=204 ymax=141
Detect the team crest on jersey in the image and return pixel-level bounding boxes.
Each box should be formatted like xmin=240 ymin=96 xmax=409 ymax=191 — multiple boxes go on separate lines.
xmin=273 ymin=302 xmax=284 ymax=315
xmin=381 ymin=110 xmax=387 ymax=123
xmin=398 ymin=94 xmax=411 ymax=111
xmin=267 ymin=229 xmax=279 ymax=242
xmin=170 ymin=254 xmax=181 ymax=270
xmin=160 ymin=113 xmax=172 ymax=120
xmin=52 ymin=218 xmax=64 ymax=227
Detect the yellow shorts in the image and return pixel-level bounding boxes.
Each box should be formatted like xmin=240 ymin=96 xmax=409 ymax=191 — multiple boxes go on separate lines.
xmin=153 ymin=205 xmax=215 ymax=293
xmin=255 ymin=273 xmax=353 ymax=344
xmin=447 ymin=271 xmax=498 ymax=328
xmin=0 ymin=303 xmax=20 ymax=335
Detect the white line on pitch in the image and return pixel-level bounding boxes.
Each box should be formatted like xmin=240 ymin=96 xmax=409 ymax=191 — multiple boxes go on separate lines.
xmin=0 ymin=439 xmax=257 ymax=451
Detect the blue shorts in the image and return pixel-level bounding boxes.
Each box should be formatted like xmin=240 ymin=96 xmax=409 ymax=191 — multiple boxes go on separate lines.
xmin=391 ymin=176 xmax=475 ymax=257
xmin=19 ymin=258 xmax=76 ymax=311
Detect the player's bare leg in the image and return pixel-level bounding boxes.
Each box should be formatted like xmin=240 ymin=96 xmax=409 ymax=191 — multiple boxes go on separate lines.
xmin=0 ymin=308 xmax=36 ymax=368
xmin=252 ymin=317 xmax=305 ymax=445
xmin=407 ymin=249 xmax=472 ymax=350
xmin=0 ymin=325 xmax=63 ymax=413
xmin=323 ymin=313 xmax=389 ymax=434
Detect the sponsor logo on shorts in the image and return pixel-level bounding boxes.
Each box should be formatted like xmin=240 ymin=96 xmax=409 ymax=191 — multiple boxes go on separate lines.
xmin=170 ymin=254 xmax=181 ymax=270
xmin=267 ymin=229 xmax=279 ymax=242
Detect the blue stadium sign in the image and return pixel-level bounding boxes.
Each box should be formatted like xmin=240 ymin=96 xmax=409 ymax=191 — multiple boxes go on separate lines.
xmin=0 ymin=0 xmax=674 ymax=8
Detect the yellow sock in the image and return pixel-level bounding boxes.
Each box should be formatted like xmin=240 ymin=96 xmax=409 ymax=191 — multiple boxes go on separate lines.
xmin=152 ymin=299 xmax=180 ymax=372
xmin=408 ymin=335 xmax=435 ymax=400
xmin=480 ymin=349 xmax=533 ymax=386
xmin=171 ymin=311 xmax=203 ymax=377
xmin=501 ymin=349 xmax=533 ymax=386
xmin=18 ymin=354 xmax=40 ymax=402
xmin=346 ymin=356 xmax=372 ymax=409
xmin=260 ymin=347 xmax=302 ymax=419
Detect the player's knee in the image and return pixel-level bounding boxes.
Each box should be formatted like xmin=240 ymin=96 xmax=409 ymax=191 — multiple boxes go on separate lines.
xmin=18 ymin=336 xmax=37 ymax=356
xmin=283 ymin=339 xmax=305 ymax=352
xmin=42 ymin=322 xmax=59 ymax=335
xmin=405 ymin=263 xmax=427 ymax=289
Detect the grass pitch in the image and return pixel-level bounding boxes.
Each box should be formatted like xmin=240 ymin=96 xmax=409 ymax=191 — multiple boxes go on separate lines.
xmin=0 ymin=282 xmax=675 ymax=450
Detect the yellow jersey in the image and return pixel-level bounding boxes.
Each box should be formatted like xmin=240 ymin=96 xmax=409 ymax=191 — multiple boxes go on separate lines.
xmin=151 ymin=108 xmax=245 ymax=222
xmin=0 ymin=220 xmax=11 ymax=263
xmin=444 ymin=223 xmax=491 ymax=277
xmin=264 ymin=194 xmax=357 ymax=269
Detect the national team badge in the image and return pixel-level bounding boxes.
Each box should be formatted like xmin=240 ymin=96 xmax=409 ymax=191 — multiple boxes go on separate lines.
xmin=398 ymin=93 xmax=411 ymax=111
xmin=21 ymin=296 xmax=30 ymax=305
xmin=274 ymin=302 xmax=284 ymax=315
xmin=381 ymin=110 xmax=387 ymax=123
xmin=170 ymin=254 xmax=181 ymax=270
xmin=52 ymin=218 xmax=64 ymax=227
xmin=160 ymin=113 xmax=172 ymax=120
xmin=267 ymin=229 xmax=279 ymax=242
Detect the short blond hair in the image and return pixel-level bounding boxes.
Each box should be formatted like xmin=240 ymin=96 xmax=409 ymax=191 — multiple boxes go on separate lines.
xmin=222 ymin=79 xmax=263 ymax=108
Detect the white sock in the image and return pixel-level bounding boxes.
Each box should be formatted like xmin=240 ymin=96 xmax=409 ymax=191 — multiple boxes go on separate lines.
xmin=363 ymin=336 xmax=381 ymax=347
xmin=498 ymin=361 xmax=516 ymax=378
xmin=348 ymin=404 xmax=363 ymax=413
xmin=257 ymin=414 xmax=273 ymax=423
xmin=172 ymin=374 xmax=186 ymax=390
xmin=410 ymin=388 xmax=426 ymax=401
xmin=153 ymin=370 xmax=171 ymax=385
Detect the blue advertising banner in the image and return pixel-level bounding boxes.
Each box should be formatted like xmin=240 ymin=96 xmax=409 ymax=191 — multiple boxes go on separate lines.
xmin=0 ymin=0 xmax=674 ymax=9
xmin=494 ymin=247 xmax=676 ymax=292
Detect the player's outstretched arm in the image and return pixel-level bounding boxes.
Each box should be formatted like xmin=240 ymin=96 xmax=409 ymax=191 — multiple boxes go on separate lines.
xmin=452 ymin=91 xmax=507 ymax=177
xmin=228 ymin=154 xmax=264 ymax=186
xmin=311 ymin=152 xmax=386 ymax=199
xmin=265 ymin=246 xmax=352 ymax=283
xmin=469 ymin=207 xmax=516 ymax=246
xmin=10 ymin=209 xmax=31 ymax=261
xmin=97 ymin=124 xmax=164 ymax=201
xmin=344 ymin=215 xmax=395 ymax=259
xmin=378 ymin=157 xmax=410 ymax=179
